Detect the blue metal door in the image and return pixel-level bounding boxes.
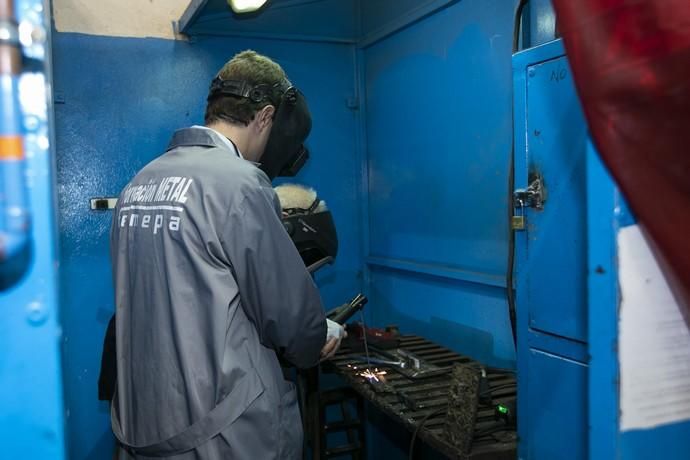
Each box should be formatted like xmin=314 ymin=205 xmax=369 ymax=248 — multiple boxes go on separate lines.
xmin=513 ymin=40 xmax=589 ymax=460
xmin=522 ymin=55 xmax=588 ymax=343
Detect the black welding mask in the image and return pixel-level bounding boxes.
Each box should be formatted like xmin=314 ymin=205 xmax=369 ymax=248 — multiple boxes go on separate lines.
xmin=207 ymin=77 xmax=312 ymax=180
xmin=275 ymin=184 xmax=338 ymax=274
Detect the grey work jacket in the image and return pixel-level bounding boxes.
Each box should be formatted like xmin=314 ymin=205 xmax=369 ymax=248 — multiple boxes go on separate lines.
xmin=110 ymin=127 xmax=327 ymax=459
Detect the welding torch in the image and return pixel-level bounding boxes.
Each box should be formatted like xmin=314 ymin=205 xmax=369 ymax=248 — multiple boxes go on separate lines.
xmin=326 ymin=293 xmax=368 ymax=325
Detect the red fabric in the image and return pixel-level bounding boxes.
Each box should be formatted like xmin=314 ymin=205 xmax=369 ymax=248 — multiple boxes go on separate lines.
xmin=552 ymin=0 xmax=690 ymax=311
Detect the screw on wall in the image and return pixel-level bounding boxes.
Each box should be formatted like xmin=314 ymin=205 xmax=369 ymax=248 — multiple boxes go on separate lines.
xmin=346 ymin=95 xmax=360 ymax=110
xmin=26 ymin=301 xmax=47 ymax=326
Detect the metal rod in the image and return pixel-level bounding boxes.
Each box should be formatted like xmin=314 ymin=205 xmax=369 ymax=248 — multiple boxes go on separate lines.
xmin=359 ymin=310 xmax=371 ymax=368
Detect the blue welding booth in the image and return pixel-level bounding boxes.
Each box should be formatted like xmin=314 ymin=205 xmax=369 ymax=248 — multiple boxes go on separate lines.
xmin=2 ymin=0 xmax=690 ymax=459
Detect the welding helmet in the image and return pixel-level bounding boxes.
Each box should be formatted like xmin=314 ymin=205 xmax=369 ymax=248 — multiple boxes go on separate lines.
xmin=275 ymin=184 xmax=338 ymax=273
xmin=207 ymin=77 xmax=312 ymax=180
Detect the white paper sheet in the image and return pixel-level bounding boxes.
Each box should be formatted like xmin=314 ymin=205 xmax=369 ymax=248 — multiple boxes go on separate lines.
xmin=619 ymin=224 xmax=690 ymax=431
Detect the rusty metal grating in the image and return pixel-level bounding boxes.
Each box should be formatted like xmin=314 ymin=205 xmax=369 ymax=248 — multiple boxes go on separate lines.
xmin=324 ymin=335 xmax=517 ymax=460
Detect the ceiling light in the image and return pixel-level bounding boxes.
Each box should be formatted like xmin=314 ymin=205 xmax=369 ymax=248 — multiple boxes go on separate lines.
xmin=228 ymin=0 xmax=269 ymax=14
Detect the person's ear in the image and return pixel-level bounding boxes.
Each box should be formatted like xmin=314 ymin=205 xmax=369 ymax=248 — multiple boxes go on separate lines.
xmin=258 ymin=105 xmax=275 ymax=130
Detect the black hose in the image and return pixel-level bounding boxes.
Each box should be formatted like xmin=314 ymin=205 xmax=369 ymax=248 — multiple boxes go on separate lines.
xmin=408 ymin=407 xmax=446 ymax=460
xmin=475 ymin=424 xmax=515 ymax=439
xmin=480 ymin=383 xmax=517 ymax=397
xmin=506 ymin=0 xmax=530 ymax=350
xmin=513 ymin=0 xmax=529 ymax=54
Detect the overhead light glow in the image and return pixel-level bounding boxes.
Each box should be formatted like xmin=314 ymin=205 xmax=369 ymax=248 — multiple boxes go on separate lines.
xmin=228 ymin=0 xmax=269 ymax=14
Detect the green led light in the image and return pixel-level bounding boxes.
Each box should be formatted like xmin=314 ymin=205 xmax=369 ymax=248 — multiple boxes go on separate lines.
xmin=497 ymin=405 xmax=509 ymax=414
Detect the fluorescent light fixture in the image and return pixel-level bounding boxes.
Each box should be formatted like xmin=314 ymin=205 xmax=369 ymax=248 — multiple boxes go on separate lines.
xmin=228 ymin=0 xmax=269 ymax=13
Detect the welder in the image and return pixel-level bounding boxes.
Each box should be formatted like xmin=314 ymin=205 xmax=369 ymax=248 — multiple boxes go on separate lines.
xmin=108 ymin=50 xmax=345 ymax=460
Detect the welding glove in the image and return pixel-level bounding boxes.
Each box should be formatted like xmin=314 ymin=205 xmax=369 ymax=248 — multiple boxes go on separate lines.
xmin=321 ymin=318 xmax=347 ymax=361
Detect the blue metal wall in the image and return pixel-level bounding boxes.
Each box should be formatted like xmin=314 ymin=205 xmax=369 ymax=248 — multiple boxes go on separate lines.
xmin=52 ymin=32 xmax=362 ymax=460
xmin=357 ymin=3 xmax=519 ymax=456
xmin=620 ymin=420 xmax=690 ymax=460
xmin=361 ymin=0 xmax=516 ymax=368
xmin=180 ymin=0 xmax=358 ymax=43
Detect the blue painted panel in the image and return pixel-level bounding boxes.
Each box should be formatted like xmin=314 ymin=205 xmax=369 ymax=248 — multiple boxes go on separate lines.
xmin=358 ymin=0 xmax=461 ymax=46
xmin=525 ymin=0 xmax=557 ymax=49
xmin=586 ymin=141 xmax=619 ymax=460
xmin=365 ymin=0 xmax=514 ymax=278
xmin=369 ymin=266 xmax=516 ymax=369
xmin=53 ymin=33 xmax=361 ymax=460
xmin=361 ymin=1 xmax=518 ymax=389
xmin=523 ymin=55 xmax=588 ymax=342
xmin=527 ymin=350 xmax=587 ymax=460
xmin=621 ymin=420 xmax=690 ymax=460
xmin=183 ymin=0 xmax=358 ymax=42
xmin=360 ymin=0 xmax=424 ymax=35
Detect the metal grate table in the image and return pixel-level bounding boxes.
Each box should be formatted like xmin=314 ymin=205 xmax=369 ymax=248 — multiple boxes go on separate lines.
xmin=323 ymin=335 xmax=517 ymax=460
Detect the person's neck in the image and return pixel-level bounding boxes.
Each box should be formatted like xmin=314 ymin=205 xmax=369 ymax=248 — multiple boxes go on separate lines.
xmin=206 ymin=121 xmax=253 ymax=160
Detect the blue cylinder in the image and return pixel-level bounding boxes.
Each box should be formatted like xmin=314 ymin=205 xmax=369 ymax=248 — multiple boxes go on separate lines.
xmin=0 ymin=71 xmax=30 ymax=262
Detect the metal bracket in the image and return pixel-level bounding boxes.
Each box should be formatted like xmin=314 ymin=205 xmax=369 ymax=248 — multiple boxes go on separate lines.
xmin=513 ymin=176 xmax=546 ymax=210
xmin=90 ymin=197 xmax=118 ymax=211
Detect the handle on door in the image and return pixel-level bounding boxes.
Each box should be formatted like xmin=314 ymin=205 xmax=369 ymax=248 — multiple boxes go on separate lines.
xmin=512 ymin=175 xmax=546 ymax=230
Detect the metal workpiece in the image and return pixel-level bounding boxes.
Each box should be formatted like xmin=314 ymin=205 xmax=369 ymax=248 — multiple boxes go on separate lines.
xmin=350 ymin=356 xmax=409 ymax=369
xmin=350 ymin=347 xmax=450 ymax=379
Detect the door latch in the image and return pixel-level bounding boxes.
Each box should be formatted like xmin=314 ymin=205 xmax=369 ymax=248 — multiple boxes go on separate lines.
xmin=514 ymin=177 xmax=545 ymax=210
xmin=512 ymin=176 xmax=546 ymax=230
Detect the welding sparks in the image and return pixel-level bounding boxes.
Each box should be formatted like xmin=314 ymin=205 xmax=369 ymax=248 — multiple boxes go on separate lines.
xmin=346 ymin=363 xmax=388 ymax=383
xmin=358 ymin=368 xmax=388 ymax=383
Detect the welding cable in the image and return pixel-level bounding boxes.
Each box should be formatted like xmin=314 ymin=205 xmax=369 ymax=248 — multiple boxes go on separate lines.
xmin=513 ymin=0 xmax=529 ymax=53
xmin=408 ymin=407 xmax=446 ymax=460
xmin=506 ymin=0 xmax=530 ymax=349
xmin=480 ymin=383 xmax=517 ymax=398
xmin=486 ymin=366 xmax=516 ymax=374
xmin=474 ymin=424 xmax=515 ymax=439
xmin=470 ymin=364 xmax=516 ymax=374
